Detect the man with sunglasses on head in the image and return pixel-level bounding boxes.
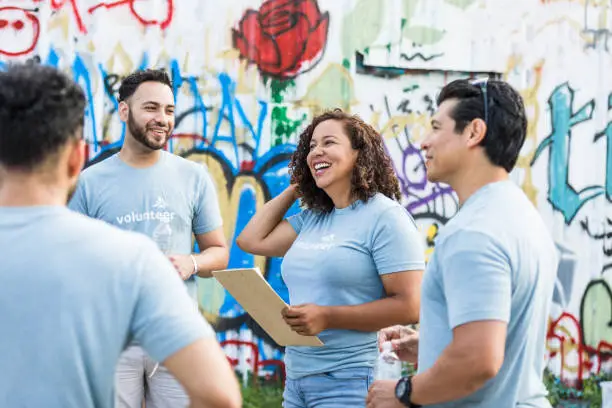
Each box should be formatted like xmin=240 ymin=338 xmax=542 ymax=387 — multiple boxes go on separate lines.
xmin=366 ymin=78 xmax=557 ymax=408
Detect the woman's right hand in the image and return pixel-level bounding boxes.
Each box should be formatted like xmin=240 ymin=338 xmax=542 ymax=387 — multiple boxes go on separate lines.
xmin=378 ymin=325 xmax=419 ymax=364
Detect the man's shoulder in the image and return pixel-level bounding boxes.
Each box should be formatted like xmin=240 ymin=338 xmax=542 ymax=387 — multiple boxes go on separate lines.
xmin=436 ymin=225 xmax=501 ymax=258
xmin=80 ymin=153 xmax=120 ymax=179
xmin=163 ymin=151 xmax=209 ymax=174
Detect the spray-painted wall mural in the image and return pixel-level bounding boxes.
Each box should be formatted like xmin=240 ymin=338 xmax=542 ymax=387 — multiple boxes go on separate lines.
xmin=2 ymin=0 xmax=610 ymax=385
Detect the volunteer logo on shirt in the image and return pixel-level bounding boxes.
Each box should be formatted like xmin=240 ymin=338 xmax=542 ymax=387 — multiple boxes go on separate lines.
xmin=153 ymin=196 xmax=168 ymax=209
xmin=116 ymin=196 xmax=176 ymax=225
xmin=295 ymin=233 xmax=336 ymax=251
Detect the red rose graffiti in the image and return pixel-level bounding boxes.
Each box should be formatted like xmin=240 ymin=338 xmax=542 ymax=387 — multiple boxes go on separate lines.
xmin=233 ymin=0 xmax=329 ymax=79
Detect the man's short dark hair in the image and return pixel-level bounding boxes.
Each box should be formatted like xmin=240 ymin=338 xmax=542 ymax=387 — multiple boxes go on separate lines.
xmin=118 ymin=69 xmax=173 ymax=102
xmin=437 ymin=78 xmax=527 ymax=172
xmin=0 ymin=62 xmax=86 ymax=171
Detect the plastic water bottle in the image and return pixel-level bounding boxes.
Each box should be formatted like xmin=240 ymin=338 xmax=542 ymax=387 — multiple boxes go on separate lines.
xmin=152 ymin=218 xmax=172 ymax=254
xmin=374 ymin=341 xmax=402 ymax=380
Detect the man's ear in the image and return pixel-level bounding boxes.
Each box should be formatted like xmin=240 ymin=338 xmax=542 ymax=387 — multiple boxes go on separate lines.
xmin=466 ymin=118 xmax=487 ymax=148
xmin=118 ymin=100 xmax=129 ymax=123
xmin=67 ymin=137 xmax=86 ymax=179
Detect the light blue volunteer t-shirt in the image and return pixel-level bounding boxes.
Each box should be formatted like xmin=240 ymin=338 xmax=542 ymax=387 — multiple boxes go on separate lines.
xmin=69 ymin=150 xmax=222 ymax=299
xmin=0 ymin=206 xmax=213 ymax=408
xmin=282 ymin=193 xmax=425 ymax=379
xmin=418 ymin=180 xmax=558 ymax=408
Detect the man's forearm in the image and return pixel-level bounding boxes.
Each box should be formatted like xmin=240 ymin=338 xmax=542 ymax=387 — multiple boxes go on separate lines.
xmin=410 ymin=343 xmax=495 ymax=405
xmin=193 ymin=246 xmax=229 ymax=278
xmin=326 ymin=296 xmax=418 ymax=332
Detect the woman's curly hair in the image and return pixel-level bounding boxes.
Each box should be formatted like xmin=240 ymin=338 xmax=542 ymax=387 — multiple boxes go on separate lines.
xmin=289 ymin=109 xmax=401 ymax=213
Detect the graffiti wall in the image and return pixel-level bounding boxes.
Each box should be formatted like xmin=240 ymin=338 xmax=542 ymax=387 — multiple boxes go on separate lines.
xmin=2 ymin=0 xmax=610 ymax=384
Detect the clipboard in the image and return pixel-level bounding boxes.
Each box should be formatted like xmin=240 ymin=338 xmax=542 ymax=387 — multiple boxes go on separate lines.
xmin=212 ymin=268 xmax=324 ymax=347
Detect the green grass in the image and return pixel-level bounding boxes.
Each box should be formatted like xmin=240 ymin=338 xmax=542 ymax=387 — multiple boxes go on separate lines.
xmin=235 ymin=372 xmax=283 ymax=408
xmin=242 ymin=383 xmax=283 ymax=408
xmin=543 ymin=369 xmax=612 ymax=408
xmin=239 ymin=369 xmax=612 ymax=407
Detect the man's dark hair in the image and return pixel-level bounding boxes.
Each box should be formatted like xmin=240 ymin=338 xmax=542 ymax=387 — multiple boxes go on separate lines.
xmin=118 ymin=69 xmax=173 ymax=102
xmin=437 ymin=78 xmax=527 ymax=172
xmin=0 ymin=63 xmax=86 ymax=171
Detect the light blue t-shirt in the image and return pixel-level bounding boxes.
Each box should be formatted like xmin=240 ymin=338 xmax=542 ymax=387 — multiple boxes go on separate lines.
xmin=282 ymin=193 xmax=425 ymax=379
xmin=69 ymin=151 xmax=222 ymax=299
xmin=418 ymin=180 xmax=557 ymax=408
xmin=0 ymin=206 xmax=213 ymax=408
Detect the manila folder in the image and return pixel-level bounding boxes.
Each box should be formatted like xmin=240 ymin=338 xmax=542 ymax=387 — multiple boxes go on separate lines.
xmin=212 ymin=268 xmax=324 ymax=347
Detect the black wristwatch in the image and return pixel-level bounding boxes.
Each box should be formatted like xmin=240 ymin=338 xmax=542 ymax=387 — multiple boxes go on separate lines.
xmin=395 ymin=376 xmax=422 ymax=407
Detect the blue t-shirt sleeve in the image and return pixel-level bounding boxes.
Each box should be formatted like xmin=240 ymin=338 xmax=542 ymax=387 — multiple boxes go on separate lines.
xmin=287 ymin=210 xmax=307 ymax=234
xmin=440 ymin=231 xmax=512 ymax=329
xmin=131 ymin=238 xmax=214 ymax=363
xmin=67 ymin=178 xmax=88 ymax=215
xmin=192 ymin=165 xmax=223 ymax=235
xmin=371 ymin=206 xmax=425 ymax=274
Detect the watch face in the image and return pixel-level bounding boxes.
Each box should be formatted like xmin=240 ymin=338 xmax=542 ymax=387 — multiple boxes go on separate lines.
xmin=395 ymin=378 xmax=407 ymax=399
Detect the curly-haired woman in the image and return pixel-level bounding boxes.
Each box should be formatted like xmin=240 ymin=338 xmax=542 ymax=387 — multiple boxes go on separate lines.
xmin=237 ymin=109 xmax=424 ymax=408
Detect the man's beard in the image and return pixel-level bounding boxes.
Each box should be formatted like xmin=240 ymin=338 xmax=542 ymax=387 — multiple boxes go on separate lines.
xmin=127 ymin=111 xmax=170 ymax=151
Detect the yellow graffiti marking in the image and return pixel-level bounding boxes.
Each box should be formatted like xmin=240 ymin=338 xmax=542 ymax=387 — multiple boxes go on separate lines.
xmin=505 ymin=58 xmax=544 ymax=206
xmin=100 ymin=44 xmax=136 ymax=144
xmin=544 ymin=316 xmax=608 ymax=378
xmin=46 ymin=10 xmax=71 ymax=40
xmin=598 ymin=5 xmax=609 ymax=30
xmin=378 ymin=112 xmax=430 ymax=143
xmin=535 ymin=16 xmax=590 ymax=42
xmin=424 ymin=223 xmax=439 ymax=262
xmin=105 ymin=43 xmax=134 ymax=75
xmin=186 ymin=151 xmax=267 ymax=274
xmin=186 ymin=151 xmax=270 ymax=321
xmin=546 ymin=319 xmax=582 ymax=374
xmin=369 ymin=111 xmax=381 ymax=132
xmin=298 ymin=63 xmax=359 ymax=115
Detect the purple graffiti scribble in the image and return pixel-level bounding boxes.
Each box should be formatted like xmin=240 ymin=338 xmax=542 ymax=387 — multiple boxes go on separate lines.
xmin=386 ymin=137 xmax=456 ymax=215
xmin=379 ymin=95 xmax=457 ymax=219
xmin=406 ymin=184 xmax=455 ymax=213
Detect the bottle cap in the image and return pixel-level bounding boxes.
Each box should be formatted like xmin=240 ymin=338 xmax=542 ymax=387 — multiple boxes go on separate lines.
xmin=381 ymin=341 xmax=393 ymax=352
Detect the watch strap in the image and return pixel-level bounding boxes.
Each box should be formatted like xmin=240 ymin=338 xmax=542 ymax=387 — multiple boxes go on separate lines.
xmin=397 ymin=376 xmax=422 ymax=408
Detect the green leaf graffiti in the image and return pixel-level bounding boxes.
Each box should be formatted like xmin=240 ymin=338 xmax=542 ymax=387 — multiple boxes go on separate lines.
xmin=271 ymin=106 xmax=306 ymax=146
xmin=341 ymin=0 xmax=385 ymax=63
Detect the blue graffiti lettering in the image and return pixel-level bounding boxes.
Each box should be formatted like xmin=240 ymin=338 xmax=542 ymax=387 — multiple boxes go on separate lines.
xmin=211 ymin=73 xmax=268 ymax=168
xmin=532 ymin=83 xmax=603 ymax=223
xmin=73 ymin=55 xmax=99 ymax=151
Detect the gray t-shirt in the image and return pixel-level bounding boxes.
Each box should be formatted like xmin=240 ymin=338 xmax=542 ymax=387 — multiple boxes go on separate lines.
xmin=283 ymin=193 xmax=425 ymax=379
xmin=69 ymin=151 xmax=223 ymax=298
xmin=0 ymin=206 xmax=213 ymax=408
xmin=418 ymin=180 xmax=557 ymax=408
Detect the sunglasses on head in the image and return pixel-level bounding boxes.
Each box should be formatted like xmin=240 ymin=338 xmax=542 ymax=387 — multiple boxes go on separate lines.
xmin=470 ymin=77 xmax=489 ymax=126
